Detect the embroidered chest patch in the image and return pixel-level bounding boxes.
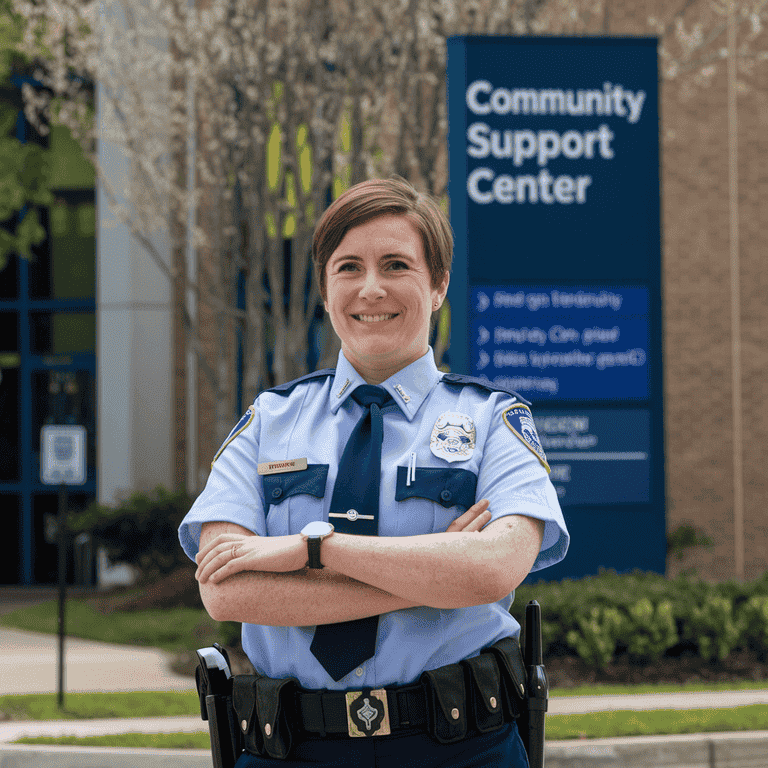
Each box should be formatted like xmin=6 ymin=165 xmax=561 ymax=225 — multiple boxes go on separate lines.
xmin=502 ymin=403 xmax=549 ymax=472
xmin=430 ymin=412 xmax=476 ymax=463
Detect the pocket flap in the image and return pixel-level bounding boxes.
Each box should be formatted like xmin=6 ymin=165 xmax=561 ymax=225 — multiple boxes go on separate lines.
xmin=395 ymin=467 xmax=477 ymax=510
xmin=232 ymin=675 xmax=262 ymax=755
xmin=255 ymin=676 xmax=298 ymax=759
xmin=483 ymin=637 xmax=527 ymax=702
xmin=262 ymin=464 xmax=329 ymax=512
xmin=462 ymin=653 xmax=502 ymax=715
xmin=420 ymin=664 xmax=468 ymax=743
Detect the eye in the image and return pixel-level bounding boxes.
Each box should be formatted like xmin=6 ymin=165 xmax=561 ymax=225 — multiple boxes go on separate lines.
xmin=336 ymin=261 xmax=359 ymax=272
xmin=386 ymin=260 xmax=409 ymax=271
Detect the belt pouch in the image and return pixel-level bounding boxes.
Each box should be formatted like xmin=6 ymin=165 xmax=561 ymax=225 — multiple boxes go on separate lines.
xmin=420 ymin=664 xmax=468 ymax=744
xmin=233 ymin=676 xmax=264 ymax=757
xmin=481 ymin=638 xmax=527 ymax=721
xmin=461 ymin=654 xmax=505 ymax=733
xmin=255 ymin=676 xmax=299 ymax=759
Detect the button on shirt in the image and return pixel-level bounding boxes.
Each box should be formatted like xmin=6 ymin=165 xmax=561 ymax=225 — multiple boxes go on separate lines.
xmin=179 ymin=348 xmax=569 ymax=691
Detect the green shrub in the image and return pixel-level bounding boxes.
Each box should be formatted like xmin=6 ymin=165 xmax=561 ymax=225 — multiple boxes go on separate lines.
xmin=739 ymin=595 xmax=768 ymax=658
xmin=516 ymin=570 xmax=768 ymax=670
xmin=68 ymin=486 xmax=194 ymax=579
xmin=624 ymin=598 xmax=678 ymax=661
xmin=565 ymin=605 xmax=626 ymax=669
xmin=679 ymin=595 xmax=741 ymax=662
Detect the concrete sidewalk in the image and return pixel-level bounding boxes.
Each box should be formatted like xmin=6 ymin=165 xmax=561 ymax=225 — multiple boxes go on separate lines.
xmin=0 ymin=626 xmax=196 ymax=695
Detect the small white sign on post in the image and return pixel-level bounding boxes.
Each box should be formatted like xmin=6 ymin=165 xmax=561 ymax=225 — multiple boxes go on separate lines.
xmin=41 ymin=425 xmax=87 ymax=486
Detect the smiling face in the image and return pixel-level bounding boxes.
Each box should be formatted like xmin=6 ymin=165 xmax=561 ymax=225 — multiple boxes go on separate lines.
xmin=324 ymin=215 xmax=449 ymax=383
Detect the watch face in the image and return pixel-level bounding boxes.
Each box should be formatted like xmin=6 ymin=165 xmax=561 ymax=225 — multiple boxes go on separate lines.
xmin=303 ymin=520 xmax=333 ymax=537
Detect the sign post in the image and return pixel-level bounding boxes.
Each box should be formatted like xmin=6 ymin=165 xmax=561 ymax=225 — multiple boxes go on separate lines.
xmin=41 ymin=425 xmax=87 ymax=709
xmin=447 ymin=37 xmax=664 ymax=578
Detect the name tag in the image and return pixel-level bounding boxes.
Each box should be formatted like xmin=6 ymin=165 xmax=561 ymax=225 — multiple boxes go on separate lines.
xmin=257 ymin=457 xmax=308 ymax=475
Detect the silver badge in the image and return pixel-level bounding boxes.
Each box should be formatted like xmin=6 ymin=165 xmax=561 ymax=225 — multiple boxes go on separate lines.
xmin=430 ymin=412 xmax=476 ymax=463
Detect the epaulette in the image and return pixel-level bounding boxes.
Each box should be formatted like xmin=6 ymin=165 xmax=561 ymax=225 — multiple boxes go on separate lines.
xmin=440 ymin=373 xmax=531 ymax=406
xmin=263 ymin=368 xmax=336 ymax=397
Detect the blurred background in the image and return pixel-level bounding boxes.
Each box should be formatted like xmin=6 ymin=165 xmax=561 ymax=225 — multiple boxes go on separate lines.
xmin=0 ymin=0 xmax=765 ymax=590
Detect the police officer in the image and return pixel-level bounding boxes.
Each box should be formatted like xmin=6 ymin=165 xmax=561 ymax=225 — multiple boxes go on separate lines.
xmin=180 ymin=177 xmax=569 ymax=767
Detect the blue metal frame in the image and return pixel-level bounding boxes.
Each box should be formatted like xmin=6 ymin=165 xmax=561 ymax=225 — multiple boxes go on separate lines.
xmin=1 ymin=84 xmax=96 ymax=584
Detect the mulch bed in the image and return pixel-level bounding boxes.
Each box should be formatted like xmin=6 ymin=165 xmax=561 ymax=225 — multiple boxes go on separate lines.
xmin=545 ymin=649 xmax=768 ymax=688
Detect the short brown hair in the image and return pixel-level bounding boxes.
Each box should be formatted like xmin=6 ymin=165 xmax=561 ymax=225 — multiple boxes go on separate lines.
xmin=312 ymin=177 xmax=453 ymax=302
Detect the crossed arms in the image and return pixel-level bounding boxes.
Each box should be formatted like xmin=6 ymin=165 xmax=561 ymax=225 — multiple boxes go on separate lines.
xmin=195 ymin=500 xmax=544 ymax=627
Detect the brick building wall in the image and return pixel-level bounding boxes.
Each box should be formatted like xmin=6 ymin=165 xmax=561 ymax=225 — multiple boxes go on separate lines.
xmin=601 ymin=0 xmax=768 ymax=580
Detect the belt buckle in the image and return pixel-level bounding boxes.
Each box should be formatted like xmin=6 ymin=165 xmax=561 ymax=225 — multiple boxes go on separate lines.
xmin=345 ymin=689 xmax=391 ymax=737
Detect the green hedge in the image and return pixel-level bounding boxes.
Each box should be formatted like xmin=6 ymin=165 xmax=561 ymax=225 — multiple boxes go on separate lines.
xmin=514 ymin=570 xmax=768 ymax=670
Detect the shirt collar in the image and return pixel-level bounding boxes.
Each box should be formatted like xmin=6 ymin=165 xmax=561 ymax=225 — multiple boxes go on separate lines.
xmin=330 ymin=348 xmax=442 ymax=420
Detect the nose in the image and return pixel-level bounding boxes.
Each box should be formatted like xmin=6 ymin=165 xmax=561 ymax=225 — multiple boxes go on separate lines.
xmin=358 ymin=269 xmax=386 ymax=301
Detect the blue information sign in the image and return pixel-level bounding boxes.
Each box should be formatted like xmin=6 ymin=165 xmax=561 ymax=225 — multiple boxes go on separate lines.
xmin=447 ymin=37 xmax=665 ymax=579
xmin=470 ymin=285 xmax=649 ymax=400
xmin=536 ymin=409 xmax=650 ymax=506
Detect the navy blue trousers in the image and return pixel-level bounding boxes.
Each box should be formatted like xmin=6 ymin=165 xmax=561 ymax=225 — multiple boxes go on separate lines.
xmin=234 ymin=721 xmax=529 ymax=768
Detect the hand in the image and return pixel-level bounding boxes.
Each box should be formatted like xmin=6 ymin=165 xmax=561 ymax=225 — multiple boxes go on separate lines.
xmin=445 ymin=498 xmax=492 ymax=533
xmin=195 ymin=532 xmax=306 ymax=583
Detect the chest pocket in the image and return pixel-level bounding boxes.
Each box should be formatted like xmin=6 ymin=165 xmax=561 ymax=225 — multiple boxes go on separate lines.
xmin=395 ymin=467 xmax=478 ymax=533
xmin=261 ymin=466 xmax=329 ymax=535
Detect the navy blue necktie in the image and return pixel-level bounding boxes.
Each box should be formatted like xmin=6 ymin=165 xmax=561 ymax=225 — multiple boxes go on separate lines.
xmin=310 ymin=385 xmax=392 ymax=682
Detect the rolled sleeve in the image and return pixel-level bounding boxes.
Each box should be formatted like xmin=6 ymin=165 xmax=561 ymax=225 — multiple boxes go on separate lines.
xmin=476 ymin=399 xmax=569 ymax=572
xmin=178 ymin=404 xmax=266 ymax=561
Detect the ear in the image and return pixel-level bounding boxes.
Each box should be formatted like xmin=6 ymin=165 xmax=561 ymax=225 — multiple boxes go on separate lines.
xmin=433 ymin=270 xmax=450 ymax=308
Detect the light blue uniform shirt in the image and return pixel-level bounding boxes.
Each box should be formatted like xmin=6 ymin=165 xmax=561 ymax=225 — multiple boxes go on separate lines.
xmin=179 ymin=348 xmax=568 ymax=691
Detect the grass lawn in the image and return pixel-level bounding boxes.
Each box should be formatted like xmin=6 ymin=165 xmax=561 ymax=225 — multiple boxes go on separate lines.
xmin=547 ymin=704 xmax=768 ymax=740
xmin=0 ymin=599 xmax=218 ymax=653
xmin=0 ymin=691 xmax=201 ymax=721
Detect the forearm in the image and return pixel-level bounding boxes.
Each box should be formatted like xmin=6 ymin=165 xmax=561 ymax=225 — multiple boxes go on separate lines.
xmin=321 ymin=516 xmax=542 ymax=609
xmin=200 ymin=566 xmax=419 ymax=626
xmin=195 ymin=512 xmax=542 ymax=613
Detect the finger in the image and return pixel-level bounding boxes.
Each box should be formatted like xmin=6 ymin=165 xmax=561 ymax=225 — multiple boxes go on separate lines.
xmin=196 ymin=533 xmax=246 ymax=562
xmin=462 ymin=509 xmax=492 ymax=533
xmin=451 ymin=499 xmax=490 ymax=528
xmin=197 ymin=551 xmax=237 ymax=583
xmin=196 ymin=541 xmax=240 ymax=581
xmin=445 ymin=502 xmax=491 ymax=534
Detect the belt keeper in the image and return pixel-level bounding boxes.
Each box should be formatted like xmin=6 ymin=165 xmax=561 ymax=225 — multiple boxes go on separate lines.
xmin=395 ymin=690 xmax=408 ymax=726
xmin=300 ymin=691 xmax=325 ymax=737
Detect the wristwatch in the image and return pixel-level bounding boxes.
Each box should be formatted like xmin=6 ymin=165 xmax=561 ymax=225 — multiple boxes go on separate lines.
xmin=300 ymin=521 xmax=335 ymax=569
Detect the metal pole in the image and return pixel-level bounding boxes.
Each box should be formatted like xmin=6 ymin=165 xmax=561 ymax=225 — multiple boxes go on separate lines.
xmin=57 ymin=484 xmax=68 ymax=709
xmin=728 ymin=0 xmax=744 ymax=581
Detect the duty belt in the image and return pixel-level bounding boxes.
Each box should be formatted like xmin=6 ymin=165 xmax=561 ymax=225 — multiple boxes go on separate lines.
xmin=296 ymin=682 xmax=427 ymax=738
xmin=225 ymin=636 xmax=529 ymax=758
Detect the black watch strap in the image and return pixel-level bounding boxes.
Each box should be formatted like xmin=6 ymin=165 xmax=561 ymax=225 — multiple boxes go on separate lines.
xmin=306 ymin=537 xmax=323 ymax=569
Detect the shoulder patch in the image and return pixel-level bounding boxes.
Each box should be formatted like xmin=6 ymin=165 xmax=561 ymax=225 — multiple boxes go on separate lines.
xmin=212 ymin=405 xmax=256 ymax=466
xmin=502 ymin=403 xmax=550 ymax=473
xmin=264 ymin=368 xmax=335 ymax=397
xmin=440 ymin=373 xmax=531 ymax=405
